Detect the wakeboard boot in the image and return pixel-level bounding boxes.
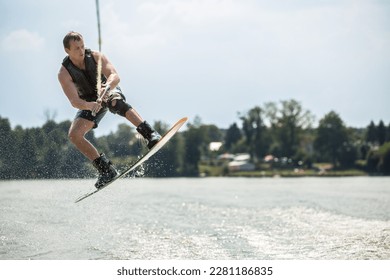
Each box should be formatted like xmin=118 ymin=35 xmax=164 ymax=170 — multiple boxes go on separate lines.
xmin=136 ymin=121 xmax=162 ymax=149
xmin=92 ymin=153 xmax=119 ymax=189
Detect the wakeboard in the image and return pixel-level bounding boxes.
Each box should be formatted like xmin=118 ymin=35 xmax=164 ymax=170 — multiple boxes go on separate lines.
xmin=75 ymin=117 xmax=188 ymax=203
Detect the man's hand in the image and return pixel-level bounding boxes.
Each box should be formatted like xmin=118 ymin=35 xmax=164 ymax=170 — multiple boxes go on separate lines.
xmin=99 ymin=83 xmax=111 ymax=103
xmin=92 ymin=84 xmax=111 ymax=116
xmin=91 ymin=101 xmax=102 ymax=116
xmin=97 ymin=84 xmax=111 ymax=102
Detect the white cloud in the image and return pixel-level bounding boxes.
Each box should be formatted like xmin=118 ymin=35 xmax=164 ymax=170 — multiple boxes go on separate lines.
xmin=1 ymin=29 xmax=45 ymax=52
xmin=100 ymin=0 xmax=251 ymax=54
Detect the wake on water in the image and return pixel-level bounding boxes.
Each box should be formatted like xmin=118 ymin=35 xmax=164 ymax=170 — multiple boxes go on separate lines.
xmin=1 ymin=177 xmax=388 ymax=260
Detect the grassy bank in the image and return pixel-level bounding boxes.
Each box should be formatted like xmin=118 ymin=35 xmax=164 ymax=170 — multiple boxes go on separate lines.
xmin=199 ymin=164 xmax=369 ymax=177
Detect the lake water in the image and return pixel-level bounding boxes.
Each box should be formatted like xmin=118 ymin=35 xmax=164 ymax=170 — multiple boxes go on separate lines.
xmin=0 ymin=177 xmax=389 ymax=260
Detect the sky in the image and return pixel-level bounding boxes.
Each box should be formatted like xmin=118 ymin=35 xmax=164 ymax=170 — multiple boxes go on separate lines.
xmin=0 ymin=0 xmax=389 ymax=136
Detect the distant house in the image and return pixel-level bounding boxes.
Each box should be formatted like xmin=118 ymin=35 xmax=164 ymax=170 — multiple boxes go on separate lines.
xmin=217 ymin=153 xmax=235 ymax=161
xmin=209 ymin=142 xmax=223 ymax=151
xmin=228 ymin=153 xmax=255 ymax=172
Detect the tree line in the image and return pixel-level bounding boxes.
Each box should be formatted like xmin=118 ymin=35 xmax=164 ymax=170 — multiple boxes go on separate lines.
xmin=1 ymin=99 xmax=389 ymax=179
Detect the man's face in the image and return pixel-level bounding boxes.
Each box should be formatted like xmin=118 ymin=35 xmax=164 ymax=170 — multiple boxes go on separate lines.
xmin=65 ymin=39 xmax=85 ymax=62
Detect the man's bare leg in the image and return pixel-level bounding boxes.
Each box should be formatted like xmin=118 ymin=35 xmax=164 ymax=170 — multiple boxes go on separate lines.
xmin=68 ymin=118 xmax=100 ymax=161
xmin=124 ymin=108 xmax=144 ymax=127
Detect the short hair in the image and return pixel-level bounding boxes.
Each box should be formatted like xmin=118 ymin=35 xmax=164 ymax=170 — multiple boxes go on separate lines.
xmin=63 ymin=31 xmax=83 ymax=49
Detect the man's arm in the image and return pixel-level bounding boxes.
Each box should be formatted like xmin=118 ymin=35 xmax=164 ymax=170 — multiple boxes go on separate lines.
xmin=58 ymin=66 xmax=100 ymax=112
xmin=93 ymin=51 xmax=120 ymax=91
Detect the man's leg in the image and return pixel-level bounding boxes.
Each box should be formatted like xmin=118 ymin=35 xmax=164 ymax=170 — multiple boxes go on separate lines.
xmin=109 ymin=98 xmax=161 ymax=149
xmin=124 ymin=107 xmax=143 ymax=127
xmin=69 ymin=117 xmax=118 ymax=188
xmin=109 ymin=98 xmax=143 ymax=127
xmin=68 ymin=118 xmax=99 ymax=161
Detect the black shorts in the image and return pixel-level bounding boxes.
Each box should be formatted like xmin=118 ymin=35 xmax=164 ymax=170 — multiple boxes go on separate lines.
xmin=75 ymin=107 xmax=108 ymax=129
xmin=74 ymin=87 xmax=132 ymax=129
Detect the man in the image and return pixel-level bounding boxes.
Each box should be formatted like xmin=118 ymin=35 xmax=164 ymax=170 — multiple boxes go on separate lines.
xmin=58 ymin=31 xmax=161 ymax=189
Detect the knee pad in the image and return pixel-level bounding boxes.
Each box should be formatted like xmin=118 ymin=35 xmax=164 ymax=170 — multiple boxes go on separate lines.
xmin=108 ymin=99 xmax=132 ymax=117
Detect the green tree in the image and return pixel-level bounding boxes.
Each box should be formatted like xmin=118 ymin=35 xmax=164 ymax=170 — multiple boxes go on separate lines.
xmin=378 ymin=142 xmax=390 ymax=174
xmin=366 ymin=142 xmax=390 ymax=174
xmin=38 ymin=120 xmax=68 ymax=178
xmin=225 ymin=123 xmax=242 ymax=151
xmin=314 ymin=111 xmax=349 ymax=167
xmin=61 ymin=144 xmax=91 ymax=178
xmin=387 ymin=122 xmax=390 ymax=142
xmin=377 ymin=120 xmax=386 ymax=146
xmin=199 ymin=124 xmax=223 ymax=159
xmin=366 ymin=121 xmax=377 ymax=144
xmin=265 ymin=99 xmax=314 ymax=158
xmin=0 ymin=117 xmax=15 ymax=179
xmin=240 ymin=106 xmax=268 ymax=160
xmin=98 ymin=123 xmax=136 ymax=158
xmin=13 ymin=128 xmax=40 ymax=178
xmin=182 ymin=122 xmax=203 ymax=176
xmin=203 ymin=124 xmax=223 ymax=142
xmin=338 ymin=142 xmax=358 ymax=168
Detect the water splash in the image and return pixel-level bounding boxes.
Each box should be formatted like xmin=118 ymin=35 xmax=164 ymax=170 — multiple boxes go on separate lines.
xmin=133 ymin=162 xmax=145 ymax=178
xmin=127 ymin=156 xmax=145 ymax=178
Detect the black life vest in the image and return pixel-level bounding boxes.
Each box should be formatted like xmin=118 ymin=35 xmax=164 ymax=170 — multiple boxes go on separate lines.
xmin=62 ymin=49 xmax=106 ymax=102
